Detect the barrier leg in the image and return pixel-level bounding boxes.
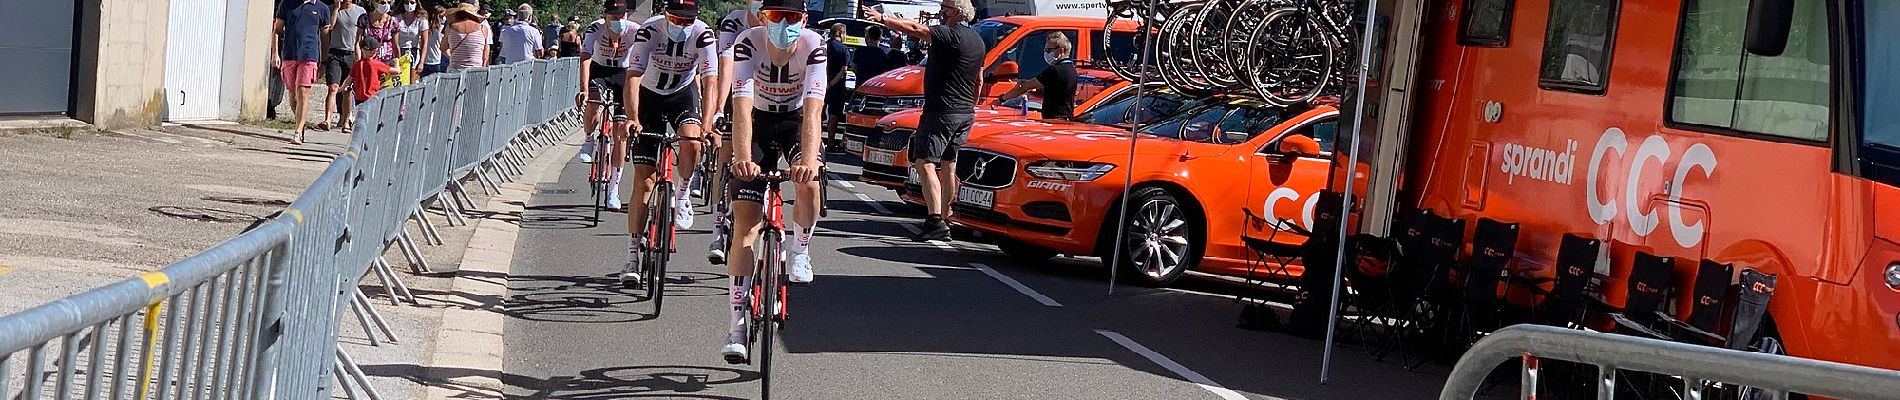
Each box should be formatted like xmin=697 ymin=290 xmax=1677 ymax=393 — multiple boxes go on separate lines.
xmin=394 ymin=233 xmax=431 ymax=274
xmin=335 ymin=348 xmax=383 ymax=400
xmin=347 ymin=293 xmax=382 ymax=347
xmin=474 ymin=163 xmax=503 ymax=195
xmin=333 ymin=363 xmax=360 ymax=400
xmin=447 ymin=181 xmax=482 ymax=216
xmin=411 ymin=208 xmax=444 ymax=246
xmin=353 ymin=289 xmax=400 ymax=344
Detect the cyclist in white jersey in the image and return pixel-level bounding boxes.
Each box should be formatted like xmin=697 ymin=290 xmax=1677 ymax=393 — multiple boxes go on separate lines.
xmin=706 ymin=1 xmax=764 ymax=265
xmin=575 ymin=0 xmax=638 ymax=208
xmin=617 ymin=0 xmax=719 ymax=286
xmin=721 ymin=0 xmax=827 ymax=363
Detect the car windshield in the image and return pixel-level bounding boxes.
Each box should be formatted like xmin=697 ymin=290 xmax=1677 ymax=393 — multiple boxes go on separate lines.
xmin=1138 ymin=105 xmax=1232 ymax=141
xmin=1859 ymin=0 xmax=1900 ymax=184
xmin=1075 ymin=91 xmax=1198 ymax=127
xmin=1213 ymin=106 xmax=1291 ymax=144
xmin=975 ymin=21 xmax=1019 ymax=52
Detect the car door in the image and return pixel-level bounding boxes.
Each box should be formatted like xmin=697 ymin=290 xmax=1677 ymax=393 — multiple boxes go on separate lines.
xmin=1241 ymin=110 xmax=1342 ymax=249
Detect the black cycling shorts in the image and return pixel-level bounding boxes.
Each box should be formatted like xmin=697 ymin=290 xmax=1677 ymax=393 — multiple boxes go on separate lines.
xmin=588 ymin=62 xmax=630 ymax=117
xmin=629 ymin=85 xmax=703 ymax=166
xmin=730 ymin=108 xmax=806 ymax=204
xmin=324 ymin=49 xmax=356 ymax=86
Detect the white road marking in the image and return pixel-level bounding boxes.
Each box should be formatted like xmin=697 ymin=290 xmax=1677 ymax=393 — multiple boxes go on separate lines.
xmin=969 ymin=263 xmax=1061 ymax=307
xmin=1094 ymin=329 xmax=1251 ymax=400
xmin=929 ymin=240 xmax=955 ymax=250
xmin=830 ymin=174 xmax=855 ymax=188
xmin=900 ymin=222 xmax=922 ymax=235
xmin=154 ymin=131 xmax=220 ymax=145
xmin=853 ymin=193 xmax=893 ymax=215
xmin=122 ymin=131 xmax=180 ymax=144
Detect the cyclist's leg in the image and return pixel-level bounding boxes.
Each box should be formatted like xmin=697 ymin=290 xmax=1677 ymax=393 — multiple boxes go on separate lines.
xmin=580 ymin=100 xmax=601 ymax=162
xmin=628 ymin=87 xmax=670 ymax=242
xmin=784 ymin=123 xmax=822 ymax=283
xmin=722 ymin=137 xmax=778 ymax=361
xmin=606 ymin=81 xmax=631 ymax=210
xmin=669 ymin=89 xmax=704 ymax=229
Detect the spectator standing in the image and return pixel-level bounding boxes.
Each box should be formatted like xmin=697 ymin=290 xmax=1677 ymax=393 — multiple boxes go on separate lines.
xmin=863 ymin=0 xmax=983 ymax=240
xmin=395 ymin=0 xmax=431 ymax=82
xmin=558 ymin=25 xmax=583 ymax=58
xmin=321 ymin=0 xmax=366 ymax=132
xmin=422 ymin=6 xmax=447 ymax=76
xmin=275 ymin=0 xmax=333 ymax=145
xmin=499 ymin=9 xmax=545 ymax=64
xmin=852 ymin=26 xmax=894 ymax=81
xmin=990 ymin=32 xmax=1077 ymax=119
xmin=823 ymin=23 xmax=852 ymax=145
xmin=352 ymin=37 xmax=394 ymax=103
xmin=441 ymin=2 xmax=490 ymax=72
xmin=543 ymin=13 xmax=564 ymax=49
xmin=359 ymin=0 xmax=397 ymax=65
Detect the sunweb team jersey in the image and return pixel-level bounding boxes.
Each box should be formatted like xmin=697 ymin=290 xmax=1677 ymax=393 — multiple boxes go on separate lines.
xmin=715 ymin=10 xmax=756 ymax=59
xmin=581 ymin=18 xmax=640 ymax=68
xmin=627 ymin=16 xmax=718 ymax=95
xmin=729 ymin=27 xmax=827 ymax=113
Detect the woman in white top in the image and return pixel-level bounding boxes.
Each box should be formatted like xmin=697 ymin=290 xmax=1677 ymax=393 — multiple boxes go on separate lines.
xmin=422 ymin=6 xmax=446 ymax=76
xmin=395 ymin=0 xmax=431 ymax=81
xmin=441 ymin=3 xmax=490 ymax=72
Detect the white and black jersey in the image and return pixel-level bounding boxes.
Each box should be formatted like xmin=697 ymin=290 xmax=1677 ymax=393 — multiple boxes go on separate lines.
xmin=580 ymin=18 xmax=640 ymax=68
xmin=715 ymin=10 xmax=755 ymax=59
xmin=627 ymin=16 xmax=719 ymax=95
xmin=730 ymin=27 xmax=828 ymax=113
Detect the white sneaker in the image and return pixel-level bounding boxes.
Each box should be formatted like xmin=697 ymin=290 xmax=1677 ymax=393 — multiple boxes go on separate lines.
xmin=708 ymin=233 xmax=729 ymax=265
xmin=721 ymin=331 xmax=749 ymax=364
xmin=789 ymin=253 xmax=813 ymax=284
xmin=606 ymin=190 xmax=623 ymax=211
xmin=619 ymin=258 xmax=643 ymax=287
xmin=674 ymin=196 xmax=695 ymax=230
xmin=578 ymin=140 xmax=596 ymax=163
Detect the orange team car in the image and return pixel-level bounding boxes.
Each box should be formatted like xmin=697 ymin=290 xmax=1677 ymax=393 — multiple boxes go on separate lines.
xmin=954 ymin=97 xmax=1344 ymax=286
xmin=858 ymin=80 xmax=1144 ymax=197
xmin=841 ymin=16 xmax=1143 ymax=155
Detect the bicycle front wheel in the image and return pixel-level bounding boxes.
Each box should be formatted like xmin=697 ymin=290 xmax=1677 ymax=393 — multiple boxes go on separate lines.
xmin=757 ymin=229 xmax=781 ymax=399
xmin=650 ymin=181 xmax=675 ymax=314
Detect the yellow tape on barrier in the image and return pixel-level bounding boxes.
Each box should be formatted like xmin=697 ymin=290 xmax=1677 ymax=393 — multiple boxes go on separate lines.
xmin=135 ymin=301 xmax=163 ymax=399
xmin=284 ymin=208 xmax=305 ymax=224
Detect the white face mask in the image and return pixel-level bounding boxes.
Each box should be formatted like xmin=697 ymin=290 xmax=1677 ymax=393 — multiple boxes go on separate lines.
xmin=404 ymin=3 xmax=415 ymax=12
xmin=748 ymin=1 xmax=763 ymax=15
xmin=768 ymin=21 xmax=801 ymax=49
xmin=667 ymin=22 xmax=690 ymax=42
xmin=1044 ymin=51 xmax=1063 ymax=65
xmin=607 ymin=19 xmax=634 ymax=35
xmin=376 ymin=3 xmax=390 ymax=13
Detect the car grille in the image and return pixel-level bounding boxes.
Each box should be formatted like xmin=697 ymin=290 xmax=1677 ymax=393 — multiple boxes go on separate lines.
xmin=861 ymin=163 xmax=907 ymax=184
xmin=850 ymin=94 xmax=922 ymax=116
xmin=956 ymin=149 xmax=1016 ymax=189
xmin=868 ymin=128 xmax=912 ymax=150
xmin=1023 ymin=201 xmax=1071 ymax=222
xmin=843 ymin=123 xmax=877 ymax=142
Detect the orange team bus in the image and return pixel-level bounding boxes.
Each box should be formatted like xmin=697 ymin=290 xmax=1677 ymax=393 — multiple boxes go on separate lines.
xmin=1349 ymin=0 xmax=1897 ymax=369
xmin=841 ymin=15 xmax=1143 ymax=155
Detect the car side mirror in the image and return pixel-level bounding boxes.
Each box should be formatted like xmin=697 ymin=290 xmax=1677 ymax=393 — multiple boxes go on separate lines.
xmin=990 ymin=61 xmax=1021 ymax=81
xmin=1744 ymin=0 xmax=1794 ymax=56
xmin=1276 ymin=135 xmax=1323 ymax=159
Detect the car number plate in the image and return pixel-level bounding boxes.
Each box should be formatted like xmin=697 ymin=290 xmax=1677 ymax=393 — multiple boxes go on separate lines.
xmin=866 ymin=149 xmax=896 ymax=165
xmin=957 ymin=186 xmax=995 ymax=209
xmin=846 ymin=140 xmax=864 ymax=153
xmin=907 ymin=168 xmax=920 ymax=185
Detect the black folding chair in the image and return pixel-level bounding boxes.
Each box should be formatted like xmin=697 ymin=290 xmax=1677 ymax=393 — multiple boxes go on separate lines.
xmin=1452 ymin=218 xmax=1519 ymax=347
xmin=1530 ymin=234 xmax=1603 ymax=328
xmin=1608 ymin=252 xmax=1676 ymax=338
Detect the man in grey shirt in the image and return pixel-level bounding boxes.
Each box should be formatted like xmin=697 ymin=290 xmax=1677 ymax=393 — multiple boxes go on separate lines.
xmin=498 ymin=8 xmax=545 ymax=64
xmin=323 ymin=0 xmax=367 ymax=132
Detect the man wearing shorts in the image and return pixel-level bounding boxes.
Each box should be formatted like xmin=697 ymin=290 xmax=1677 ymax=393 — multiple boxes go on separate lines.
xmin=721 ymin=0 xmax=826 ymax=362
xmin=706 ymin=0 xmax=766 ymax=264
xmin=864 ymin=0 xmax=984 ymax=240
xmin=618 ymin=0 xmax=719 ymax=286
xmin=323 ymin=0 xmax=366 ymax=132
xmin=823 ymin=23 xmax=852 ymax=147
xmin=276 ymin=0 xmax=334 ymax=145
xmin=574 ymin=0 xmax=639 ymax=208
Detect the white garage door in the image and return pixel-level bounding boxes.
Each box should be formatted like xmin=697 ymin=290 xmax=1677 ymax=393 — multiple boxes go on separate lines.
xmin=164 ymin=0 xmax=228 ymax=121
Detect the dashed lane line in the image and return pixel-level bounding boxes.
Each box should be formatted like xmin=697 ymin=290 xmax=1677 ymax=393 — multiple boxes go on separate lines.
xmin=830 ymin=173 xmax=855 ymax=188
xmin=1094 ymin=329 xmax=1254 ymax=400
xmin=853 ymin=193 xmax=894 ymax=215
xmin=969 ymin=263 xmax=1062 ymax=307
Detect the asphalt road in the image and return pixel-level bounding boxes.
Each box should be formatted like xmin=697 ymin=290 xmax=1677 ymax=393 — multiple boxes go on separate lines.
xmin=497 ymin=150 xmax=1458 ymax=399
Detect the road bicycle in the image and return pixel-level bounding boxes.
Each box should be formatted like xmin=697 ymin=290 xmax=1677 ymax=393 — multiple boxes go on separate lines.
xmin=1246 ymin=0 xmax=1358 ymax=106
xmin=1098 ymin=0 xmax=1361 ymax=106
xmin=734 ymin=170 xmax=796 ymax=399
xmin=585 ymin=79 xmax=623 ymax=226
xmin=627 ymin=127 xmax=706 ymax=315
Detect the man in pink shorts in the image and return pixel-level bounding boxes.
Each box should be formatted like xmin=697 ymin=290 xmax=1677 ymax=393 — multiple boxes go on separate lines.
xmin=275 ymin=0 xmax=335 ymax=145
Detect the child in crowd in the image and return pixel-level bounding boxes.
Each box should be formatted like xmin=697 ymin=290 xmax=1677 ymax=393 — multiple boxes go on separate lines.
xmin=352 ymin=37 xmax=394 ymax=105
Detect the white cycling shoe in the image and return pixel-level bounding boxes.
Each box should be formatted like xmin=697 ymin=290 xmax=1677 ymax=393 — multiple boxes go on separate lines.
xmin=721 ymin=332 xmax=748 ymax=364
xmin=674 ymin=196 xmax=695 ymax=230
xmin=606 ymin=191 xmax=624 ymax=212
xmin=577 ymin=140 xmax=596 ymax=163
xmin=708 ymin=233 xmax=729 ymax=265
xmin=789 ymin=253 xmax=813 ymax=284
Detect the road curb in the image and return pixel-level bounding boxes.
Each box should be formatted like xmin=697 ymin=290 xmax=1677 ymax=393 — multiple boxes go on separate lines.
xmin=421 ymin=130 xmax=581 ymax=400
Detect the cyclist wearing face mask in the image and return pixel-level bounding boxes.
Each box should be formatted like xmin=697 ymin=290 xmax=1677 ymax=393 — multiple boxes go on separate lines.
xmin=719 ymin=0 xmax=827 ymax=363
xmin=616 ymin=0 xmax=720 ymax=286
xmin=989 ymin=32 xmax=1078 ymax=119
xmin=576 ymin=0 xmax=640 ymax=208
xmin=706 ymin=0 xmax=765 ymax=265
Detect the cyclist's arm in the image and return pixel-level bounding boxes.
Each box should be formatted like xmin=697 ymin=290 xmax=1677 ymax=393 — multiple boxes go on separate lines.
xmin=715 ymin=54 xmax=734 ymax=119
xmin=799 ymin=44 xmax=828 ymax=163
xmin=731 ymin=38 xmax=761 ymax=159
xmin=697 ymin=32 xmax=720 ymax=120
xmin=624 ymin=27 xmax=656 ymax=123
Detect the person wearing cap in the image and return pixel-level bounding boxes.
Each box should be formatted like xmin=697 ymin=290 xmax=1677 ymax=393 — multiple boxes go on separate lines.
xmin=574 ymin=0 xmax=641 ymax=209
xmin=613 ymin=0 xmax=719 ymax=288
xmin=498 ymin=7 xmax=545 ymax=64
xmin=721 ymin=0 xmax=827 ymax=363
xmin=863 ymin=0 xmax=984 ymax=241
xmin=440 ymin=2 xmax=490 ymax=72
xmin=274 ymin=0 xmax=335 ymax=145
xmin=705 ymin=0 xmax=766 ymax=264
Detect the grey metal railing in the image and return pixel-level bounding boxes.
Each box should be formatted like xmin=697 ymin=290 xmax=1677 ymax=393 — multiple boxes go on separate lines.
xmin=0 ymin=57 xmax=583 ymax=400
xmin=1440 ymin=324 xmax=1900 ymax=400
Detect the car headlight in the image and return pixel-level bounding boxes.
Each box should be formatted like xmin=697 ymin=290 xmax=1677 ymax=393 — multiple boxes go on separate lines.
xmin=1025 ymin=160 xmax=1115 ymax=181
xmin=888 ymin=96 xmax=926 ymax=110
xmin=1885 ymin=263 xmax=1900 ymax=290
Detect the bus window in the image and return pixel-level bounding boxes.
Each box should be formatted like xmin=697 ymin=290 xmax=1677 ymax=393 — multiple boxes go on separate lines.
xmin=1458 ymin=0 xmax=1514 ymax=47
xmin=1669 ymin=0 xmax=1830 ymax=142
xmin=1856 ymin=1 xmax=1898 ymax=184
xmin=1090 ymin=30 xmax=1142 ymax=66
xmin=1537 ymin=0 xmax=1619 ymax=93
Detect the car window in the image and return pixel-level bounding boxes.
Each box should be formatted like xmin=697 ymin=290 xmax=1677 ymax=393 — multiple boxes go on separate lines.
xmin=994 ymin=29 xmax=1077 ymax=79
xmin=1140 ymin=105 xmax=1232 ymax=141
xmin=1260 ymin=115 xmax=1340 ymax=154
xmin=1214 ymin=107 xmax=1290 ymax=144
xmin=1089 ymin=30 xmax=1142 ymax=66
xmin=1078 ymin=91 xmax=1200 ymax=126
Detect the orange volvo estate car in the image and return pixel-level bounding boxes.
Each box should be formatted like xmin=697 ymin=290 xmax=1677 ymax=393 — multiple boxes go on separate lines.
xmin=841 ymin=16 xmax=1143 ymax=155
xmin=858 ymin=81 xmax=1143 ymax=193
xmin=955 ymin=98 xmax=1343 ymax=286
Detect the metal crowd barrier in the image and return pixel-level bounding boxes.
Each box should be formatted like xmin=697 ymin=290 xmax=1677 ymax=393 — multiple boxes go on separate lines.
xmin=1440 ymin=324 xmax=1900 ymax=400
xmin=0 ymin=57 xmax=583 ymax=400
